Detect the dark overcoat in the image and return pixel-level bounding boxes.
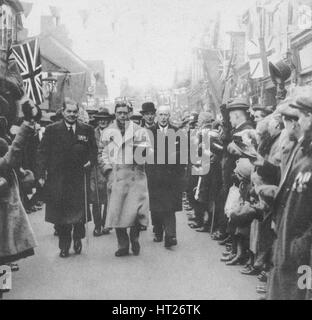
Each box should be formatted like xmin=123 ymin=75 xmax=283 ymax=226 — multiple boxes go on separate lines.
xmin=145 ymin=123 xmax=184 ymax=213
xmin=36 ymin=120 xmax=97 ymax=225
xmin=267 ymin=141 xmax=311 ymax=300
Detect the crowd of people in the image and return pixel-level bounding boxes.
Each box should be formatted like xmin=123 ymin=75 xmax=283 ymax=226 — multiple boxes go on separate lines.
xmin=1 ymin=75 xmax=312 ymax=300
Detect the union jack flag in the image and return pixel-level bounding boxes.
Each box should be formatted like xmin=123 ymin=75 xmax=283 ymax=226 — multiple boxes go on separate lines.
xmin=10 ymin=38 xmax=44 ymax=105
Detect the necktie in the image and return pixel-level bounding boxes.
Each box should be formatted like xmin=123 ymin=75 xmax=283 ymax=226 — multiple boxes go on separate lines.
xmin=68 ymin=125 xmax=75 ymax=139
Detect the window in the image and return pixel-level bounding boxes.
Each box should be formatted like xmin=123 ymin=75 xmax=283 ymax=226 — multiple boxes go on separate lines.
xmin=0 ymin=4 xmax=17 ymax=50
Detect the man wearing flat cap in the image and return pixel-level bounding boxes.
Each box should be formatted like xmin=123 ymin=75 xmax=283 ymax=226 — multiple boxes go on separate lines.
xmin=263 ymin=90 xmax=312 ymax=300
xmin=37 ymin=98 xmax=97 ymax=258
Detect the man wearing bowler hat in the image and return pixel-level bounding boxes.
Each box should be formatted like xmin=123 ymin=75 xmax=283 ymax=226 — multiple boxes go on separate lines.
xmin=90 ymin=108 xmax=114 ymax=236
xmin=37 ymin=98 xmax=97 ymax=257
xmin=140 ymin=102 xmax=157 ymax=130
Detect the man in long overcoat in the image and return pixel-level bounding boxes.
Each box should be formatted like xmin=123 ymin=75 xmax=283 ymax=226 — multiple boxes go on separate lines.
xmin=147 ymin=105 xmax=184 ymax=248
xmin=36 ymin=98 xmax=97 ymax=257
xmin=99 ymin=103 xmax=150 ymax=257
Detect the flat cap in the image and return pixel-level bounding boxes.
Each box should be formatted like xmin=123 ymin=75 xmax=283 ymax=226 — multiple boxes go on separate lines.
xmin=276 ymin=98 xmax=299 ymax=120
xmin=227 ymin=98 xmax=249 ymax=111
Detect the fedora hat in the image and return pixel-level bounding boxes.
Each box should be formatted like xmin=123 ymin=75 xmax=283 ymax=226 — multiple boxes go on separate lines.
xmin=140 ymin=102 xmax=156 ymax=114
xmin=269 ymin=60 xmax=292 ymax=83
xmin=92 ymin=108 xmax=114 ymax=120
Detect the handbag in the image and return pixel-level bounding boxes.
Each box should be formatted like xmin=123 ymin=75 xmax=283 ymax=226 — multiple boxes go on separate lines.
xmin=224 ymin=184 xmax=243 ymax=218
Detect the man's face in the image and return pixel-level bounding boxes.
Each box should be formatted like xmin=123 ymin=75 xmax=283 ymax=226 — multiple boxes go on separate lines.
xmin=115 ymin=106 xmax=129 ymax=125
xmin=143 ymin=111 xmax=155 ymax=125
xmin=283 ymin=116 xmax=300 ymax=141
xmin=98 ymin=119 xmax=110 ymax=129
xmin=254 ymin=111 xmax=265 ymax=123
xmin=229 ymin=110 xmax=238 ymax=128
xmin=298 ymin=111 xmax=312 ymax=136
xmin=63 ymin=103 xmax=79 ymax=124
xmin=158 ymin=111 xmax=170 ymax=127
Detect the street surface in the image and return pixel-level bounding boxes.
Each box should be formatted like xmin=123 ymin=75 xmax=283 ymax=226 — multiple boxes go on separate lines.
xmin=5 ymin=207 xmax=258 ymax=300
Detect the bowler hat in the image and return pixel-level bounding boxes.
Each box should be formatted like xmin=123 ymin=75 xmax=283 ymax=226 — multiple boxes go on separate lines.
xmin=227 ymin=98 xmax=250 ymax=111
xmin=140 ymin=102 xmax=156 ymax=114
xmin=269 ymin=60 xmax=291 ymax=83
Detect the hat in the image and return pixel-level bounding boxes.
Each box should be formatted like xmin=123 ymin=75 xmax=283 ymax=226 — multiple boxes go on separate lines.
xmin=269 ymin=60 xmax=292 ymax=83
xmin=289 ymin=95 xmax=312 ymax=114
xmin=234 ymin=158 xmax=253 ymax=179
xmin=189 ymin=112 xmax=199 ymax=124
xmin=50 ymin=108 xmax=63 ymax=122
xmin=140 ymin=102 xmax=156 ymax=114
xmin=40 ymin=112 xmax=53 ymax=124
xmin=276 ymin=98 xmax=300 ymax=120
xmin=252 ymin=105 xmax=274 ymax=115
xmin=198 ymin=111 xmax=214 ymax=125
xmin=92 ymin=108 xmax=114 ymax=120
xmin=227 ymin=98 xmax=250 ymax=111
xmin=130 ymin=111 xmax=142 ymax=121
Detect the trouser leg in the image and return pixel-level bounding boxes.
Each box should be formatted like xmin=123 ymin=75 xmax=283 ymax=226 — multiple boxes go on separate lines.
xmin=115 ymin=228 xmax=130 ymax=250
xmin=92 ymin=204 xmax=102 ymax=228
xmin=102 ymin=203 xmax=107 ymax=227
xmin=73 ymin=222 xmax=85 ymax=241
xmin=152 ymin=211 xmax=164 ymax=237
xmin=164 ymin=211 xmax=176 ymax=239
xmin=57 ymin=224 xmax=72 ymax=250
xmin=130 ymin=225 xmax=140 ymax=247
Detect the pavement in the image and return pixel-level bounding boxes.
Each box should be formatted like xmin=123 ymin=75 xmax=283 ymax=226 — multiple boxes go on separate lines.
xmin=4 ymin=208 xmax=259 ymax=300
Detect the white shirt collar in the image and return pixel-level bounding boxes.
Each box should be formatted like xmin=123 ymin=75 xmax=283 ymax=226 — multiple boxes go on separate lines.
xmin=65 ymin=121 xmax=76 ymax=133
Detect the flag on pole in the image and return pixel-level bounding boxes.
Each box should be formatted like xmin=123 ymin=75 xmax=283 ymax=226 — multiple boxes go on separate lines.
xmin=10 ymin=38 xmax=44 ymax=105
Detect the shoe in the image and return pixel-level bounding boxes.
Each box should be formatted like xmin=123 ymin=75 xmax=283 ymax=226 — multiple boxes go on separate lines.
xmin=189 ymin=222 xmax=202 ymax=229
xmin=213 ymin=233 xmax=228 ymax=241
xmin=132 ymin=242 xmax=140 ymax=256
xmin=225 ymin=255 xmax=247 ymax=266
xmin=153 ymin=235 xmax=163 ymax=242
xmin=258 ymin=271 xmax=268 ymax=283
xmin=59 ymin=249 xmax=69 ymax=258
xmin=93 ymin=227 xmax=103 ymax=237
xmin=218 ymin=235 xmax=231 ymax=246
xmin=164 ymin=237 xmax=177 ymax=248
xmin=115 ymin=249 xmax=129 ymax=257
xmin=102 ymin=228 xmax=111 ymax=235
xmin=73 ymin=239 xmax=82 ymax=254
xmin=256 ymin=285 xmax=267 ymax=294
xmin=240 ymin=266 xmax=261 ymax=275
xmin=195 ymin=226 xmax=210 ymax=232
xmin=220 ymin=253 xmax=236 ymax=262
xmin=222 ymin=251 xmax=231 ymax=257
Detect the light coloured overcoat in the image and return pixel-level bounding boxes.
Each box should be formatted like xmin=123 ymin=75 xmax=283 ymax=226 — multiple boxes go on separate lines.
xmin=99 ymin=120 xmax=150 ymax=228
